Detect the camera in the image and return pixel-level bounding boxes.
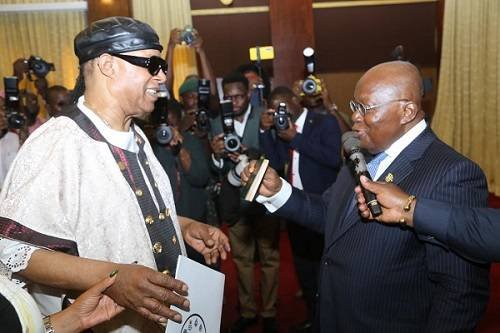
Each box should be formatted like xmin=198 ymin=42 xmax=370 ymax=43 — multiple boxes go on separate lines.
xmin=154 ymin=97 xmax=173 ymax=145
xmin=227 ymin=148 xmax=261 ymax=187
xmin=180 ymin=25 xmax=198 ymax=46
xmin=273 ymin=102 xmax=290 ymax=131
xmin=300 ymin=47 xmax=322 ymax=97
xmin=27 ymin=55 xmax=55 ymax=79
xmin=3 ymin=76 xmax=25 ymax=129
xmin=196 ymin=79 xmax=211 ymax=132
xmin=227 ymin=154 xmax=249 ymax=187
xmin=220 ymin=100 xmax=241 ymax=153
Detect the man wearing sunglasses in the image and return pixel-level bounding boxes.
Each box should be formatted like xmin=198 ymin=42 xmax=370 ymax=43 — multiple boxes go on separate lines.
xmin=242 ymin=61 xmax=489 ymax=332
xmin=0 ymin=16 xmax=230 ymax=333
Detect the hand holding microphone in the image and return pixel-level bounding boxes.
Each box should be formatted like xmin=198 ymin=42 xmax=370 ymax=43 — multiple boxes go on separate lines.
xmin=342 ymin=131 xmax=383 ymax=217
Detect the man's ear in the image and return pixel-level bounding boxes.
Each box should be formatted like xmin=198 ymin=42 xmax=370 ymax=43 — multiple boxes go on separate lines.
xmin=96 ymin=54 xmax=115 ymax=78
xmin=401 ymin=101 xmax=418 ymax=124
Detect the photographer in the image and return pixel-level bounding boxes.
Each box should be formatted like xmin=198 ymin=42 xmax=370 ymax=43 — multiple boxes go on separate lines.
xmin=165 ymin=28 xmax=219 ymax=118
xmin=292 ymin=77 xmax=351 ymax=135
xmin=152 ymin=100 xmax=210 ymax=231
xmin=237 ymin=63 xmax=271 ymax=109
xmin=259 ymin=86 xmax=342 ymax=331
xmin=12 ymin=56 xmax=54 ymax=127
xmin=209 ymin=72 xmax=280 ymax=333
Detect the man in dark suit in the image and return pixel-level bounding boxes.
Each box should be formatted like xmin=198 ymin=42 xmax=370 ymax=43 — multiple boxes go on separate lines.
xmin=210 ymin=72 xmax=280 ymax=333
xmin=259 ymin=86 xmax=342 ymax=331
xmin=242 ymin=61 xmax=490 ymax=332
xmin=356 ymin=175 xmax=500 ymax=263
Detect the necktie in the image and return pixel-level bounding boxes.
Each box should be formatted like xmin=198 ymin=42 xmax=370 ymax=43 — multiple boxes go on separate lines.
xmin=366 ymin=152 xmax=387 ymax=179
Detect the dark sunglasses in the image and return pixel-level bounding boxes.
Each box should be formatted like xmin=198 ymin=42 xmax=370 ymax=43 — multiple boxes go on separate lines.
xmin=111 ymin=53 xmax=168 ymax=76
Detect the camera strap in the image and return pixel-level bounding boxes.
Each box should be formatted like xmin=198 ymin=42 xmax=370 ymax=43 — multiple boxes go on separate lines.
xmin=58 ymin=106 xmax=182 ymax=275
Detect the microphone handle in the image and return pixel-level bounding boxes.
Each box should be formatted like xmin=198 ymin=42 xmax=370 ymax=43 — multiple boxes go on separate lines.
xmin=358 ymin=171 xmax=382 ymax=217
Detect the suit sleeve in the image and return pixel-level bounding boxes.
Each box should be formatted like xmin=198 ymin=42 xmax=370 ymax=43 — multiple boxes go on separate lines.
xmin=415 ymin=198 xmax=500 ymax=263
xmin=274 ymin=182 xmax=335 ymax=234
xmin=423 ymin=160 xmax=490 ymax=332
xmin=289 ymin=115 xmax=342 ymax=169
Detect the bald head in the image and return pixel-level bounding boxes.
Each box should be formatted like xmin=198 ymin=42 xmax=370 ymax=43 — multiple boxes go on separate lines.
xmin=351 ymin=61 xmax=426 ymax=154
xmin=355 ymin=61 xmax=424 ymax=111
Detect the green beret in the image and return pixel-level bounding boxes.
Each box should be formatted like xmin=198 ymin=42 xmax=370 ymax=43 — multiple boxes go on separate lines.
xmin=179 ymin=77 xmax=198 ymax=96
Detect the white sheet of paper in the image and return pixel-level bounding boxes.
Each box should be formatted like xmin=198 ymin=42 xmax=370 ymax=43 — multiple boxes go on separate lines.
xmin=165 ymin=255 xmax=225 ymax=333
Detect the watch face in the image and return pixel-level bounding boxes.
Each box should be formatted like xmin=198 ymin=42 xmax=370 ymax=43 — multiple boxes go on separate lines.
xmin=181 ymin=314 xmax=206 ymax=333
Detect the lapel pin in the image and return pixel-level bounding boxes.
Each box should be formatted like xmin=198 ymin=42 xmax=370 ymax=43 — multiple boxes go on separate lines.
xmin=385 ymin=173 xmax=394 ymax=183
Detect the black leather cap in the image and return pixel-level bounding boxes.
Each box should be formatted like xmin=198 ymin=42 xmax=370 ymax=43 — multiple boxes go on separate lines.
xmin=74 ymin=16 xmax=163 ymax=64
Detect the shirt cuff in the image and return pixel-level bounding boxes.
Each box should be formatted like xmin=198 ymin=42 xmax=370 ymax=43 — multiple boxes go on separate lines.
xmin=211 ymin=153 xmax=224 ymax=169
xmin=413 ymin=198 xmax=452 ymax=243
xmin=256 ymin=178 xmax=292 ymax=213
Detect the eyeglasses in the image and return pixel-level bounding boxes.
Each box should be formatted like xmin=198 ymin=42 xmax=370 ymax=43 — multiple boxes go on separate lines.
xmin=349 ymin=99 xmax=410 ymax=116
xmin=111 ymin=53 xmax=167 ymax=76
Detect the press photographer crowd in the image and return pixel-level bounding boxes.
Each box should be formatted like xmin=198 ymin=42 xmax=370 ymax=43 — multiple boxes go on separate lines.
xmin=0 ymin=15 xmax=499 ymax=333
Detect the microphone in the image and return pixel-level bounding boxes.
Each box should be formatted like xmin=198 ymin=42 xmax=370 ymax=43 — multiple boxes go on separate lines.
xmin=342 ymin=131 xmax=382 ymax=217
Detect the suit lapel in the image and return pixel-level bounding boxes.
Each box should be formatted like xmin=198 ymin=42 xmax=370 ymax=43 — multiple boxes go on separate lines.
xmin=301 ymin=110 xmax=315 ymax=137
xmin=325 ymin=127 xmax=437 ymax=248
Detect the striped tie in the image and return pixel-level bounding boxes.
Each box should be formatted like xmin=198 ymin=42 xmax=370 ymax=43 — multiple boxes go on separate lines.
xmin=367 ymin=152 xmax=387 ymax=179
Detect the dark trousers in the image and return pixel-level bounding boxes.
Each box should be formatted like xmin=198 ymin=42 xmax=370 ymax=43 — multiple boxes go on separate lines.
xmin=287 ymin=222 xmax=323 ymax=321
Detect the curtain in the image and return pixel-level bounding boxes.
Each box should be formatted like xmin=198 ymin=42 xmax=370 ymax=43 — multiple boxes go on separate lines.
xmin=132 ymin=0 xmax=197 ymax=100
xmin=0 ymin=0 xmax=85 ymax=95
xmin=432 ymin=0 xmax=500 ymax=195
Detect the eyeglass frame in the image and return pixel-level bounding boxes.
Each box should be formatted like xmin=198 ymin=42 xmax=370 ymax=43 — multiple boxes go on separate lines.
xmin=110 ymin=53 xmax=168 ymax=76
xmin=349 ymin=98 xmax=410 ymax=116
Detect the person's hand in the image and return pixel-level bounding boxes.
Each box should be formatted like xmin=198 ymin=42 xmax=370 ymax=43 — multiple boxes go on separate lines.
xmin=180 ymin=110 xmax=196 ymax=132
xmin=355 ymin=175 xmax=415 ymax=227
xmin=169 ymin=127 xmax=184 ymax=147
xmin=13 ymin=58 xmax=28 ymax=81
xmin=210 ymin=133 xmax=225 ymax=158
xmin=227 ymin=151 xmax=241 ymax=163
xmin=105 ymin=264 xmax=189 ymax=324
xmin=241 ymin=160 xmax=282 ymax=197
xmin=191 ymin=33 xmax=204 ymax=52
xmin=277 ymin=119 xmax=297 ymax=142
xmin=51 ymin=274 xmax=125 ymax=333
xmin=260 ymin=109 xmax=274 ymax=131
xmin=180 ymin=217 xmax=231 ymax=265
xmin=168 ymin=28 xmax=182 ymax=48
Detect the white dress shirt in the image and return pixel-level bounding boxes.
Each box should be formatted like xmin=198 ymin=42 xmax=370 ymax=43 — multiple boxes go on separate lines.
xmin=289 ymin=108 xmax=308 ymax=190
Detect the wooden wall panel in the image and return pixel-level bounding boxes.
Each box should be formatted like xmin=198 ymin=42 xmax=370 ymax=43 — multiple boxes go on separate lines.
xmin=87 ymin=0 xmax=133 ymax=25
xmin=192 ymin=12 xmax=272 ymax=77
xmin=191 ymin=0 xmax=268 ymax=10
xmin=269 ymin=0 xmax=314 ymax=87
xmin=313 ymin=3 xmax=437 ymax=72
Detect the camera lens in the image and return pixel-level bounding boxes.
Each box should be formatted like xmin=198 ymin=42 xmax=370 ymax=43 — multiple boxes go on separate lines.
xmin=224 ymin=134 xmax=240 ymax=152
xmin=8 ymin=113 xmax=25 ymax=129
xmin=156 ymin=124 xmax=173 ymax=145
xmin=302 ymin=79 xmax=317 ymax=95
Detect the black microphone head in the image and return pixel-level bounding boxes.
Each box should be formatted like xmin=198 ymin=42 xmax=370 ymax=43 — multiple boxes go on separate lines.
xmin=342 ymin=131 xmax=360 ymax=153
